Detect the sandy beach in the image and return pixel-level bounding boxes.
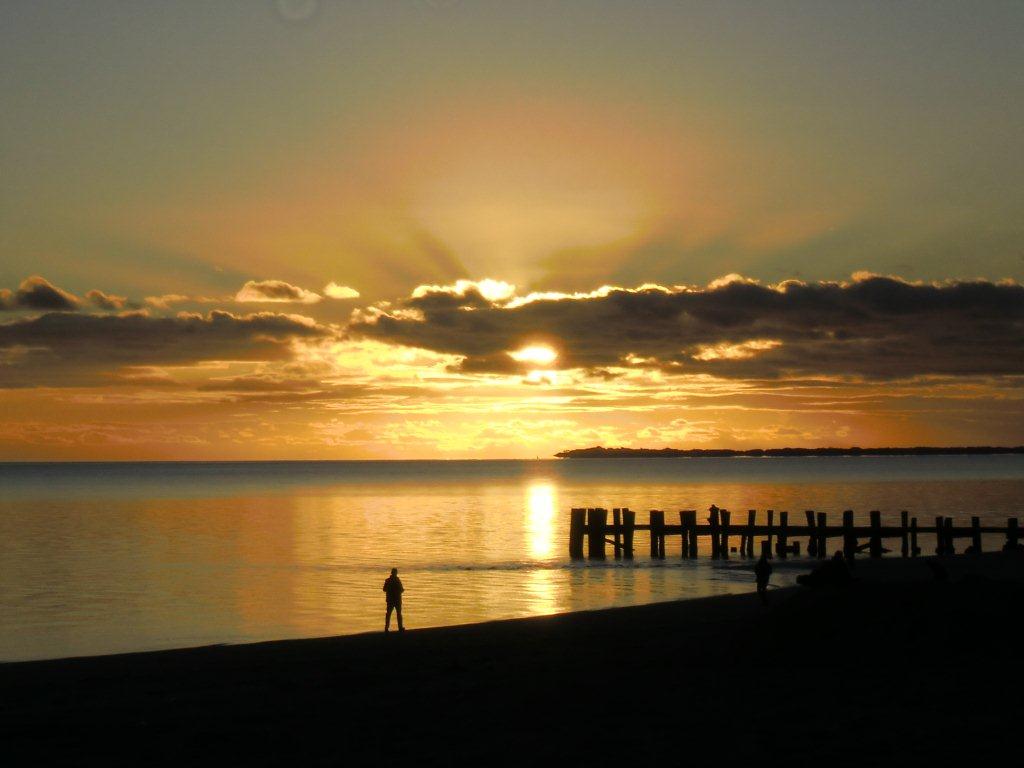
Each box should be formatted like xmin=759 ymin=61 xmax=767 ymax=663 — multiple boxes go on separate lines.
xmin=3 ymin=552 xmax=1023 ymax=766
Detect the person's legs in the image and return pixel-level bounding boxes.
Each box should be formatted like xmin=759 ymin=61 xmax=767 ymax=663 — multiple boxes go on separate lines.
xmin=385 ymin=604 xmax=393 ymax=631
xmin=395 ymin=602 xmax=404 ymax=631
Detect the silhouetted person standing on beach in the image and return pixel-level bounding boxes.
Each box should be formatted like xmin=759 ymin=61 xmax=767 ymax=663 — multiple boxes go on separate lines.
xmin=754 ymin=553 xmax=772 ymax=604
xmin=383 ymin=568 xmax=405 ymax=632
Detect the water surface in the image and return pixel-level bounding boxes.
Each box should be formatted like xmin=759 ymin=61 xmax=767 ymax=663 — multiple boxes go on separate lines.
xmin=2 ymin=456 xmax=1022 ymax=661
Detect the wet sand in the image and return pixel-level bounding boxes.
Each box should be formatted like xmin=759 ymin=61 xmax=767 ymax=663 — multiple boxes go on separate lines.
xmin=3 ymin=553 xmax=1023 ymax=766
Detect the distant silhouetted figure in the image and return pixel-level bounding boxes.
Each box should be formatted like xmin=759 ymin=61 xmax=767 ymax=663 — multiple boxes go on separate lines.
xmin=797 ymin=551 xmax=852 ymax=589
xmin=754 ymin=553 xmax=772 ymax=603
xmin=383 ymin=568 xmax=405 ymax=632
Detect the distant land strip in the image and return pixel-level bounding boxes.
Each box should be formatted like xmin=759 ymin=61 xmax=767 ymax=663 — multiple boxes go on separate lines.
xmin=555 ymin=446 xmax=1024 ymax=459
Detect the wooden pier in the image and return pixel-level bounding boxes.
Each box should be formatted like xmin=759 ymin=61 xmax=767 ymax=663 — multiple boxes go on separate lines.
xmin=568 ymin=507 xmax=1022 ymax=561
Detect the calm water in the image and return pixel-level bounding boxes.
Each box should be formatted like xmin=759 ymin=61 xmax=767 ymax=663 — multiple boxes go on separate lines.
xmin=2 ymin=456 xmax=1023 ymax=661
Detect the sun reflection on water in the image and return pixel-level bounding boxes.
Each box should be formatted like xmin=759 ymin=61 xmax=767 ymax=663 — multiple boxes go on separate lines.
xmin=526 ymin=481 xmax=557 ymax=560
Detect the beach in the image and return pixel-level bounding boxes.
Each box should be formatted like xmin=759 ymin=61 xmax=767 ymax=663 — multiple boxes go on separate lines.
xmin=4 ymin=552 xmax=1023 ymax=766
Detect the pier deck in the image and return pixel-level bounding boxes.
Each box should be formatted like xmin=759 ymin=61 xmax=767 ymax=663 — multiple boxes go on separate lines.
xmin=569 ymin=507 xmax=1021 ymax=560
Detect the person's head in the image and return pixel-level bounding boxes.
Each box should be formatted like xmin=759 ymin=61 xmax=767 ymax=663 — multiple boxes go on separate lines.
xmin=391 ymin=568 xmax=398 ymax=576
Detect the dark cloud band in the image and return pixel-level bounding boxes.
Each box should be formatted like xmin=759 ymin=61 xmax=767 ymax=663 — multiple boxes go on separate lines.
xmin=0 ymin=310 xmax=332 ymax=388
xmin=350 ymin=275 xmax=1024 ymax=380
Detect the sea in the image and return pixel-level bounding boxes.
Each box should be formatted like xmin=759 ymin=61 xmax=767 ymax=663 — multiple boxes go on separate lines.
xmin=2 ymin=455 xmax=1023 ymax=661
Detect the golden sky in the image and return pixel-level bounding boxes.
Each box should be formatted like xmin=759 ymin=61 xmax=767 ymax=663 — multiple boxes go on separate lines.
xmin=1 ymin=1 xmax=1023 ymax=459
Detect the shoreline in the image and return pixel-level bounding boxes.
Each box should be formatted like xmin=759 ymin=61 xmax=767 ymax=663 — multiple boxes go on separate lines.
xmin=1 ymin=586 xmax=792 ymax=670
xmin=3 ymin=551 xmax=1019 ymax=668
xmin=4 ymin=552 xmax=1024 ymax=764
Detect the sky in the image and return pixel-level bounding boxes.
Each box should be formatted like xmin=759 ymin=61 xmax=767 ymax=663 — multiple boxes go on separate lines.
xmin=1 ymin=0 xmax=1023 ymax=459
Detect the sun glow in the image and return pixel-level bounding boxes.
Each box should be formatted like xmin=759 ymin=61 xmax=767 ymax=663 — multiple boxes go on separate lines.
xmin=508 ymin=345 xmax=558 ymax=366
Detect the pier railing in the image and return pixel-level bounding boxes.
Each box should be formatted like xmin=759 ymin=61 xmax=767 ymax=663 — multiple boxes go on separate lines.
xmin=568 ymin=508 xmax=1022 ymax=561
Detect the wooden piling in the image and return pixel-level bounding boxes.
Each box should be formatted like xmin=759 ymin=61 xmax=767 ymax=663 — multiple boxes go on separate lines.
xmin=746 ymin=510 xmax=756 ymax=557
xmin=709 ymin=507 xmax=721 ymax=559
xmin=765 ymin=509 xmax=774 ymax=559
xmin=1006 ymin=517 xmax=1019 ymax=551
xmin=910 ymin=516 xmax=919 ymax=556
xmin=622 ymin=508 xmax=635 ymax=559
xmin=843 ymin=510 xmax=855 ymax=561
xmin=679 ymin=510 xmax=692 ymax=558
xmin=944 ymin=517 xmax=955 ymax=555
xmin=659 ymin=513 xmax=667 ymax=558
xmin=679 ymin=510 xmax=688 ymax=557
xmin=720 ymin=509 xmax=731 ymax=559
xmin=587 ymin=508 xmax=607 ymax=560
xmin=900 ymin=510 xmax=909 ymax=558
xmin=612 ymin=508 xmax=622 ymax=560
xmin=935 ymin=515 xmax=945 ymax=555
xmin=777 ymin=511 xmax=789 ymax=559
xmin=569 ymin=508 xmax=585 ymax=559
xmin=650 ymin=510 xmax=665 ymax=559
xmin=816 ymin=512 xmax=827 ymax=558
xmin=805 ymin=510 xmax=817 ymax=557
xmin=970 ymin=516 xmax=981 ymax=553
xmin=649 ymin=510 xmax=659 ymax=558
xmin=869 ymin=510 xmax=882 ymax=558
xmin=682 ymin=510 xmax=698 ymax=558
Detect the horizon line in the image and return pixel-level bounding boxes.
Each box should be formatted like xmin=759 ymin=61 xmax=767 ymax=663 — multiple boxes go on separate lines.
xmin=2 ymin=445 xmax=1024 ymax=464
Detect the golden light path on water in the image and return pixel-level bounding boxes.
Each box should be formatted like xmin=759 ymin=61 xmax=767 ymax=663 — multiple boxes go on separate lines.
xmin=526 ymin=481 xmax=557 ymax=560
xmin=525 ymin=481 xmax=558 ymax=614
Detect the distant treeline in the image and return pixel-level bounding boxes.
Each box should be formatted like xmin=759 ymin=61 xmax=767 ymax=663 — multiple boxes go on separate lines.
xmin=555 ymin=446 xmax=1024 ymax=459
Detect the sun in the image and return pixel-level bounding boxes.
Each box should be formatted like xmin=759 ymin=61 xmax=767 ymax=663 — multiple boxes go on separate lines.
xmin=508 ymin=344 xmax=558 ymax=366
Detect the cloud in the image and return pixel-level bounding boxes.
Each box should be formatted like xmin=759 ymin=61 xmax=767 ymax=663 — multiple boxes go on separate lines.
xmin=350 ymin=274 xmax=1024 ymax=380
xmin=324 ymin=282 xmax=360 ymax=299
xmin=2 ymin=277 xmax=135 ymax=313
xmin=0 ymin=309 xmax=334 ymax=388
xmin=86 ymin=289 xmax=129 ymax=311
xmin=235 ymin=279 xmax=321 ymax=304
xmin=144 ymin=294 xmax=191 ymax=309
xmin=0 ymin=276 xmax=80 ymax=311
xmin=636 ymin=418 xmax=723 ymax=444
xmin=411 ymin=278 xmax=515 ymax=303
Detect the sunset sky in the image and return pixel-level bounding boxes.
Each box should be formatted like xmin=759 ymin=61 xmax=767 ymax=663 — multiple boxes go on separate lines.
xmin=2 ymin=1 xmax=1023 ymax=459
